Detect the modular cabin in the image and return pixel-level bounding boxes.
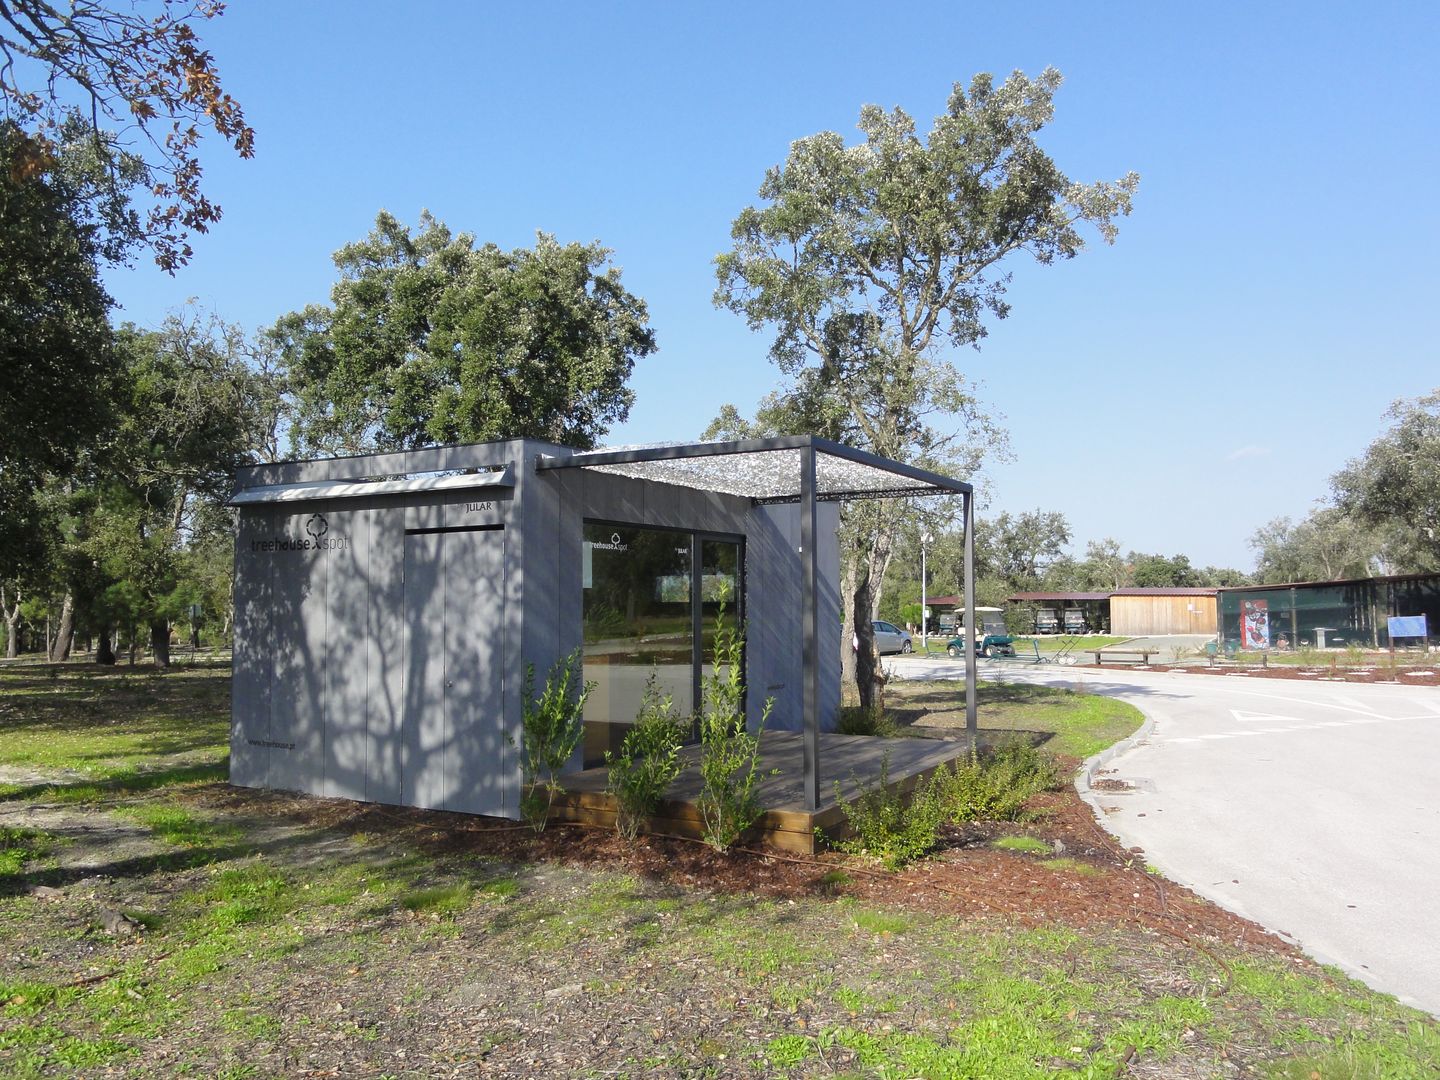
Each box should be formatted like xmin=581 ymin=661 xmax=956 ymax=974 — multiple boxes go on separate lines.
xmin=227 ymin=437 xmax=978 ymax=820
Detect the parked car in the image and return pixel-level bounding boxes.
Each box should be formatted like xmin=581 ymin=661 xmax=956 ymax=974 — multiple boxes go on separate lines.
xmin=865 ymin=619 xmax=913 ymax=655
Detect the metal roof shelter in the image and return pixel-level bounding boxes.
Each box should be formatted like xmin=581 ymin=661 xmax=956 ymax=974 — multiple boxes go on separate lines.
xmin=536 ymin=435 xmax=977 ymax=811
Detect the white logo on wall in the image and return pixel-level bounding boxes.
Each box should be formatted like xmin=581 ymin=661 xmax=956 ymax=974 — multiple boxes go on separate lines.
xmin=585 ymin=532 xmax=629 ymax=553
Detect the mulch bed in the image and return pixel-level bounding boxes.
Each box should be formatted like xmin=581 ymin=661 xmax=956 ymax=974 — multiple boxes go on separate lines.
xmin=191 ymin=772 xmax=1289 ymax=970
xmin=1080 ymin=661 xmax=1440 ymax=684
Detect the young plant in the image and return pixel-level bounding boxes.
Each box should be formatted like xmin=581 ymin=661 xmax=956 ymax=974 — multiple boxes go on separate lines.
xmin=834 ymin=752 xmax=943 ymax=869
xmin=512 ymin=649 xmax=594 ymax=831
xmin=696 ymin=604 xmax=771 ymax=851
xmin=933 ymin=737 xmax=1060 ymax=823
xmin=836 ymin=704 xmax=898 ymax=738
xmin=605 ymin=672 xmax=687 ymax=840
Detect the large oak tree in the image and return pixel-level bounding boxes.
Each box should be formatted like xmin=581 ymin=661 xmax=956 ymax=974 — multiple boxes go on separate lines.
xmin=273 ymin=212 xmax=657 ymax=456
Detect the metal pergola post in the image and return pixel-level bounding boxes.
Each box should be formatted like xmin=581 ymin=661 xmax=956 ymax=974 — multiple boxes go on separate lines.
xmin=963 ymin=490 xmax=978 ymax=744
xmin=800 ymin=444 xmax=821 ymax=811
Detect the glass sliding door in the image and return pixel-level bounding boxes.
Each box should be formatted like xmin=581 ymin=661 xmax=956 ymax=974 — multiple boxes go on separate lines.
xmin=581 ymin=524 xmax=694 ymax=767
xmin=580 ymin=524 xmax=744 ymax=768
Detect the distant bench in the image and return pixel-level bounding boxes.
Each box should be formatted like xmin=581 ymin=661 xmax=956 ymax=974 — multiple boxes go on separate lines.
xmin=1092 ymin=649 xmax=1157 ymax=666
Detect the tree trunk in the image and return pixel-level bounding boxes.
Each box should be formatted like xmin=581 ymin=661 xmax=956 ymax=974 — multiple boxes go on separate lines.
xmin=49 ymin=593 xmax=75 ymax=662
xmin=2 ymin=585 xmax=20 ymax=659
xmin=839 ymin=558 xmax=859 ymax=694
xmin=96 ymin=625 xmax=116 ymax=665
xmin=150 ymin=620 xmax=171 ymax=670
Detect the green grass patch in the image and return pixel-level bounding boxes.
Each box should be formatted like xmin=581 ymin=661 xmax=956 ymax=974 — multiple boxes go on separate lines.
xmin=400 ymin=883 xmax=474 ymax=915
xmin=0 ymin=825 xmax=58 ymax=877
xmin=1266 ymin=1021 xmax=1440 ymax=1079
xmin=1040 ymin=857 xmax=1101 ymax=877
xmin=0 ymin=659 xmax=227 ymax=789
xmin=883 ymin=678 xmax=1144 ymax=760
xmin=478 ymin=876 xmax=520 ymax=899
xmin=991 ymin=835 xmax=1051 ymax=854
xmin=765 ymin=1033 xmax=814 ymax=1067
xmin=849 ymin=907 xmax=912 ymax=935
xmin=119 ymin=801 xmax=240 ymax=847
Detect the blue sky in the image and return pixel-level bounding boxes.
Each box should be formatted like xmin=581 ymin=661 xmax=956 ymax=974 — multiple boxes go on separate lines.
xmin=104 ymin=1 xmax=1440 ymax=571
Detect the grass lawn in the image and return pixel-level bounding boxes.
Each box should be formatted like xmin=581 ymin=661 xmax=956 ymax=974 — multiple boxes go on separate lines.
xmin=870 ymin=678 xmax=1145 ymax=760
xmin=2 ymin=661 xmax=1437 ymax=1078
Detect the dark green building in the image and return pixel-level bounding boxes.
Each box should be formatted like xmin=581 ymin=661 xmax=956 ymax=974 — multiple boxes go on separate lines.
xmin=1217 ymin=574 xmax=1440 ymax=650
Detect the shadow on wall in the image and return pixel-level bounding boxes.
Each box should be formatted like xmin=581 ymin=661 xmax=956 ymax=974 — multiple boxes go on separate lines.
xmin=232 ymin=502 xmax=512 ymax=818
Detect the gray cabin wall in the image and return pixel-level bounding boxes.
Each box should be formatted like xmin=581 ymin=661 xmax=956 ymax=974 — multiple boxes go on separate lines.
xmin=230 ymin=438 xmax=529 ymax=816
xmin=745 ymin=501 xmax=841 ymax=734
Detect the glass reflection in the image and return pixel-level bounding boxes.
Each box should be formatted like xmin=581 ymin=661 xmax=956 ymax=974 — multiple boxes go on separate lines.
xmin=581 ymin=525 xmax=694 ymax=767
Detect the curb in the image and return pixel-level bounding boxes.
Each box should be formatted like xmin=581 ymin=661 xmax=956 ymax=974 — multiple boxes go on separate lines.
xmin=1073 ymin=709 xmax=1156 ymax=804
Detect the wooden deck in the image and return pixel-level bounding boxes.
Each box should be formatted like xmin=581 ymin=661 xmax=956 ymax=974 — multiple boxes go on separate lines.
xmin=547 ymin=731 xmax=972 ymax=854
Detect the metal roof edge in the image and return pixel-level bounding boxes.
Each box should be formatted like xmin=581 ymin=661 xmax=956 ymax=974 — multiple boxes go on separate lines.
xmin=229 ymin=465 xmax=514 ymax=506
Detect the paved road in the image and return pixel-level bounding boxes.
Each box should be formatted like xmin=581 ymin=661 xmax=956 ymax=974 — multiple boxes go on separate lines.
xmin=892 ymin=655 xmax=1440 ymax=1017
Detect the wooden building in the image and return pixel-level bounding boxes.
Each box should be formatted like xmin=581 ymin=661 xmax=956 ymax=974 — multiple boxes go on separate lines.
xmin=1006 ymin=588 xmax=1218 ymax=636
xmin=1108 ymin=588 xmax=1217 ymax=636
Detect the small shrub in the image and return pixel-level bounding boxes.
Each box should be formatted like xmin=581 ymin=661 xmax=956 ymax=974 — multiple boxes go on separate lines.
xmin=605 ymin=672 xmax=687 ymax=840
xmin=512 ymin=649 xmax=594 ymax=831
xmin=834 ymin=752 xmax=943 ymax=869
xmin=836 ymin=705 xmax=898 ymax=738
xmin=934 ymin=738 xmax=1060 ymax=823
xmin=696 ymin=603 xmax=772 ymax=851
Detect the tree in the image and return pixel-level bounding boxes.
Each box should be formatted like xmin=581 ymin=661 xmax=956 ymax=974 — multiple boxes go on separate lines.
xmin=1333 ymin=390 xmax=1440 ymax=568
xmin=57 ymin=310 xmax=272 ymax=667
xmin=1129 ymin=553 xmax=1202 ymax=588
xmin=0 ymin=121 xmax=122 ymax=480
xmin=0 ymin=0 xmax=254 ymax=270
xmin=1248 ymin=508 xmax=1382 ymax=584
xmin=274 ymin=211 xmax=657 ymax=455
xmin=0 ymin=117 xmax=134 ymax=574
xmin=714 ymin=69 xmax=1137 ymax=704
xmin=1077 ymin=538 xmax=1130 ymax=591
xmin=984 ymin=510 xmax=1072 ymax=589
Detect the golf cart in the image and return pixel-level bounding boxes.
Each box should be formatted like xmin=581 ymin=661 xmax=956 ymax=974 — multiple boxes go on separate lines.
xmin=946 ymin=606 xmax=1017 ymax=658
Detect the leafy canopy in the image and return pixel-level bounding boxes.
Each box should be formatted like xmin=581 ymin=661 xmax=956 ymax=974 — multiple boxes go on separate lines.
xmin=273 ymin=211 xmax=657 ymax=455
xmin=0 ymin=0 xmax=254 ymax=270
xmin=714 ymin=66 xmax=1138 ymax=466
xmin=1332 ymin=390 xmax=1440 ymax=568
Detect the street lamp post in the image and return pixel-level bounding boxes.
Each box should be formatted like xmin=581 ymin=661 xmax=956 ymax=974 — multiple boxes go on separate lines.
xmin=920 ymin=531 xmax=932 ymax=653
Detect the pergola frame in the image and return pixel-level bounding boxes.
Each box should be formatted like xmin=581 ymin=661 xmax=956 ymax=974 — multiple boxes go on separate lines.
xmin=536 ymin=435 xmax=977 ymax=811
